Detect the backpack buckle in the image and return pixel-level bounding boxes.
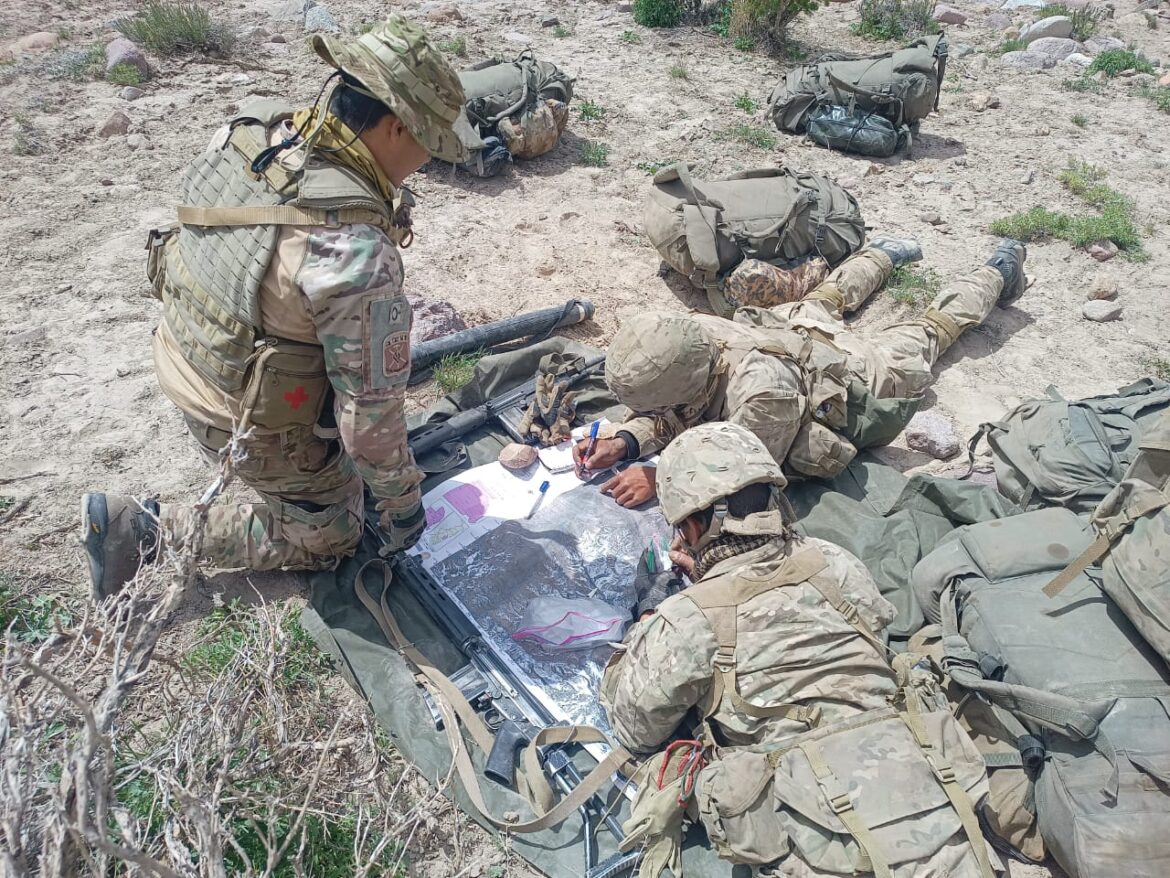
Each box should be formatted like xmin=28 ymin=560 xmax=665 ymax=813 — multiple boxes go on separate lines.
xmin=713 ymin=646 xmax=737 ymax=671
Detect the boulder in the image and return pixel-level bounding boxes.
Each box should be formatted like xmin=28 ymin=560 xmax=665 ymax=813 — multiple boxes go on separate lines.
xmin=1082 ymin=300 xmax=1122 ymax=321
xmin=98 ymin=111 xmax=131 ymax=138
xmin=119 ymin=85 xmax=144 ymax=100
xmin=1000 ymin=50 xmax=1057 ymax=69
xmin=424 ymin=3 xmax=463 ymax=23
xmin=410 ymin=298 xmax=468 ymax=345
xmin=1084 ymin=35 xmax=1125 ymax=53
xmin=968 ymin=91 xmax=1002 ymax=110
xmin=1021 ymin=15 xmax=1073 ymax=42
xmin=933 ymin=3 xmax=968 ymax=24
xmin=984 ymin=11 xmax=1012 ymax=28
xmin=1087 ymin=239 xmax=1119 ymax=261
xmin=1064 ymin=52 xmax=1094 ymax=66
xmin=905 ymin=412 xmax=961 ymax=460
xmin=1086 ymin=275 xmax=1119 ymax=300
xmin=1028 ymin=37 xmax=1082 ymax=60
xmin=105 ymin=37 xmax=150 ymax=80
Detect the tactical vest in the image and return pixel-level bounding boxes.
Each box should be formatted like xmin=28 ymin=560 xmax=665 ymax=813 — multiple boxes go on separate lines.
xmin=147 ymin=101 xmax=408 ymax=430
xmin=680 ymin=544 xmax=996 ymax=877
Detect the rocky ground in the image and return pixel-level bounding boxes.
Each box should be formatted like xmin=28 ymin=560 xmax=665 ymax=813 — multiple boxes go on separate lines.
xmin=2 ymin=0 xmax=1168 ymax=873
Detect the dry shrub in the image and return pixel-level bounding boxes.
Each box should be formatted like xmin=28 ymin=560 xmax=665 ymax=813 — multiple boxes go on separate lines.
xmin=729 ymin=0 xmax=820 ymax=53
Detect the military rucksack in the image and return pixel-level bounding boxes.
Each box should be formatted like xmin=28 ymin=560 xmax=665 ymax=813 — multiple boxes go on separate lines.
xmin=913 ymin=508 xmax=1170 ymax=878
xmin=456 ymin=51 xmax=575 ymax=176
xmin=967 ymin=378 xmax=1170 ymax=513
xmin=768 ymin=35 xmax=948 ymax=135
xmin=644 ymin=162 xmax=866 ymax=316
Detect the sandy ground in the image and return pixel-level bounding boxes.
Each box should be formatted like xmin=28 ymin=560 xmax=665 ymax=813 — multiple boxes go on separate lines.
xmin=2 ymin=0 xmax=1168 ymax=873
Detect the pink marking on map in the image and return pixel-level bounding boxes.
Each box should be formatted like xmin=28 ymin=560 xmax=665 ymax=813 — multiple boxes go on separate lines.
xmin=425 ymin=505 xmax=447 ymax=526
xmin=443 ymin=483 xmax=489 ymax=523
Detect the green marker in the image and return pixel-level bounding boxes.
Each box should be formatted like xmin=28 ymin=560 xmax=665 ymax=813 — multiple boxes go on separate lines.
xmin=646 ymin=541 xmax=656 ymax=573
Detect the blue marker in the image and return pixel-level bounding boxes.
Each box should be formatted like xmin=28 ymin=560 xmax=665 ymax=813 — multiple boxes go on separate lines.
xmin=578 ymin=419 xmax=601 ymax=478
xmin=526 ymin=480 xmax=551 ymax=519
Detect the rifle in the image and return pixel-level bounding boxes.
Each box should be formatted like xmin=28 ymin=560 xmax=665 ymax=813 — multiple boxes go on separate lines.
xmin=365 ymin=524 xmax=640 ymax=878
xmin=409 ymin=354 xmax=606 ymax=457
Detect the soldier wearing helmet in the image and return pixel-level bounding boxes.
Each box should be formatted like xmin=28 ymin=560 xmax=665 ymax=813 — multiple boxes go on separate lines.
xmin=599 ymin=422 xmax=898 ymax=754
xmin=81 ymin=17 xmax=470 ymax=598
xmin=576 ymin=237 xmax=1028 ymax=507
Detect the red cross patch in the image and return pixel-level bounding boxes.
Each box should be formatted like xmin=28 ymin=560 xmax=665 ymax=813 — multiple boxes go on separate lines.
xmin=284 ymin=385 xmax=309 ymax=410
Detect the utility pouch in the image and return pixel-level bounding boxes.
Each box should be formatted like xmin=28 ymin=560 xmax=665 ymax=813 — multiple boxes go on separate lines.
xmin=235 ymin=339 xmax=330 ymax=431
xmin=144 ymin=224 xmax=179 ymax=301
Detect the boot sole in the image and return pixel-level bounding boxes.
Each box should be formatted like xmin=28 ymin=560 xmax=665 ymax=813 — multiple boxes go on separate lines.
xmin=80 ymin=492 xmax=110 ymax=603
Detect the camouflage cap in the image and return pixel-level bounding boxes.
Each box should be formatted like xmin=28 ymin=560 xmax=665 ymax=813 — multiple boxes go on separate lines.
xmin=311 ymin=15 xmax=470 ymax=163
xmin=605 ymin=312 xmax=718 ymax=413
xmin=656 ymin=422 xmax=787 ymax=527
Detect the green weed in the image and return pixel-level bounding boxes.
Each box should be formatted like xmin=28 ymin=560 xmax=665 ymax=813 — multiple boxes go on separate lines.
xmin=711 ymin=1 xmax=733 ymax=35
xmin=734 ymin=35 xmax=756 ymax=50
xmin=432 ymin=352 xmax=481 ymax=392
xmin=887 ymin=265 xmax=941 ymax=309
xmin=620 ymin=29 xmax=643 ymax=43
xmin=1088 ymin=48 xmax=1154 ymax=76
xmin=636 ymin=158 xmax=675 ymax=174
xmin=578 ymin=99 xmax=606 ymax=121
xmin=633 ymin=0 xmax=683 ymax=27
xmin=995 ymin=38 xmax=1027 ymax=54
xmin=184 ymin=600 xmax=329 ymax=686
xmin=13 ymin=114 xmax=46 ymax=156
xmin=1061 ymin=75 xmax=1104 ymax=93
xmin=115 ymin=1 xmax=235 ymax=57
xmin=48 ymin=42 xmax=105 ymax=80
xmin=1136 ymin=83 xmax=1170 ymax=113
xmin=1145 ymin=11 xmax=1157 ymax=29
xmin=669 ymin=63 xmax=688 ymax=78
xmin=734 ymin=91 xmax=759 ymax=112
xmin=1141 ymin=355 xmax=1170 ymax=382
xmin=438 ymin=35 xmax=467 ymax=56
xmin=853 ymin=0 xmax=938 ymax=41
xmin=0 ymin=574 xmax=72 ymax=643
xmin=989 ymin=160 xmax=1145 ymax=259
xmin=1071 ymin=112 xmax=1088 ymax=127
xmin=720 ymin=123 xmax=777 ymax=149
xmin=553 ymin=24 xmax=571 ymax=37
xmin=107 ymin=62 xmax=144 ymax=85
xmin=579 ymin=140 xmax=610 ymax=166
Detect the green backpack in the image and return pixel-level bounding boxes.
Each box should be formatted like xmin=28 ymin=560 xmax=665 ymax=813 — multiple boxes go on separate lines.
xmin=769 ymin=35 xmax=948 ymax=134
xmin=913 ymin=508 xmax=1170 ymax=878
xmin=967 ymin=378 xmax=1170 ymax=513
xmin=643 ymin=163 xmax=866 ymax=316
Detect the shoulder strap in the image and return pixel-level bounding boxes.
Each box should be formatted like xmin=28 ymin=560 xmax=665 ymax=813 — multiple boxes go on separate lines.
xmin=176 ymin=204 xmax=393 ymax=232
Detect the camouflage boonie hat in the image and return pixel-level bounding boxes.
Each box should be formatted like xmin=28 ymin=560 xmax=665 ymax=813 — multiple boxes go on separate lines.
xmin=606 ymin=312 xmax=717 ymax=414
xmin=656 ymin=422 xmax=786 ymax=526
xmin=312 ymin=15 xmax=470 ymax=163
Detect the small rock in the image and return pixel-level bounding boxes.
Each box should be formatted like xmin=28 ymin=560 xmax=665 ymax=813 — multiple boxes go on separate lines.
xmin=838 ymin=176 xmax=861 ymax=189
xmin=425 ymin=3 xmax=463 ymax=23
xmin=274 ymin=0 xmax=314 ymax=21
xmin=1 ymin=31 xmax=59 ymax=61
xmin=919 ymin=211 xmax=944 ymax=225
xmin=11 ymin=326 xmax=47 ymax=345
xmin=864 ymin=162 xmax=885 ymax=176
xmin=1160 ymin=72 xmax=1170 ymax=86
xmin=1084 ymin=35 xmax=1124 ymax=53
xmin=1132 ymin=72 xmax=1155 ymax=87
xmin=933 ymin=3 xmax=968 ymax=24
xmin=985 ymin=12 xmax=1012 ymax=28
xmin=1090 ymin=70 xmax=1107 ymax=82
xmin=269 ymin=33 xmax=288 ymax=43
xmin=126 ymin=133 xmax=149 ymax=150
xmin=98 ymin=111 xmax=130 ymax=138
xmin=498 ymin=443 xmax=538 ymax=471
xmin=1021 ymin=15 xmax=1073 ymax=41
xmin=968 ymin=91 xmax=1001 ymax=110
xmin=1062 ymin=0 xmax=1090 ymax=7
xmin=99 ymin=178 xmax=114 ymax=186
xmin=1000 ymin=0 xmax=1046 ymax=7
xmin=905 ymin=412 xmax=961 ymax=460
xmin=912 ymin=173 xmax=936 ymax=185
xmin=1064 ymin=52 xmax=1093 ymax=67
xmin=105 ymin=37 xmax=150 ymax=80
xmin=541 ymin=16 xmax=560 ymax=26
xmin=616 ymin=1 xmax=633 ymax=10
xmin=304 ymin=5 xmax=340 ymax=33
xmin=951 ymin=43 xmax=977 ymax=58
xmin=503 ymin=30 xmax=531 ymax=43
xmin=1087 ymin=239 xmax=1119 ymax=261
xmin=1027 ymin=37 xmax=1081 ymax=60
xmin=1000 ymin=50 xmax=1057 ymax=70
xmin=409 ymin=297 xmax=467 ymax=345
xmin=1081 ymin=300 xmax=1122 ymax=321
xmin=119 ymin=85 xmax=144 ymax=101
xmin=1021 ymin=169 xmax=1035 ymax=184
xmin=1003 ymin=25 xmax=1021 ymax=38
xmin=1086 ymin=275 xmax=1119 ymax=300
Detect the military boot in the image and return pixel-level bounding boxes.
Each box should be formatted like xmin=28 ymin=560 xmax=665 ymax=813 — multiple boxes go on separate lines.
xmin=81 ymin=493 xmax=160 ymax=602
xmin=868 ymin=236 xmax=923 ymax=268
xmin=986 ymin=239 xmax=1027 ymax=306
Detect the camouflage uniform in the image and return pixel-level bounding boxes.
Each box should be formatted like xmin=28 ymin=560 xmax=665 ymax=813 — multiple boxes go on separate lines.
xmin=600 ymin=422 xmax=898 ymax=755
xmin=608 ymin=244 xmax=1004 ymax=473
xmin=150 ymin=18 xmax=467 ymax=571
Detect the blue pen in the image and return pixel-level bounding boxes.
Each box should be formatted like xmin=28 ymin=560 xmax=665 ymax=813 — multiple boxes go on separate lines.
xmin=526 ymin=480 xmax=551 ymax=519
xmin=578 ymin=419 xmax=601 ymax=477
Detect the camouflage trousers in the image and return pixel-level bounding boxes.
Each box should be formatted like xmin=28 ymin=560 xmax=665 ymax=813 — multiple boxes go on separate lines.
xmin=159 ymin=418 xmax=364 ymax=571
xmin=779 ymin=246 xmax=1004 ymax=400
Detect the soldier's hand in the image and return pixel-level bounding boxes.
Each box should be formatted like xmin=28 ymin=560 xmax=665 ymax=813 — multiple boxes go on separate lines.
xmin=573 ymin=436 xmax=626 ymax=472
xmin=669 ymin=533 xmax=696 ymax=577
xmin=376 ymin=496 xmax=426 ymax=552
xmin=601 ymin=466 xmax=657 ymax=507
xmin=632 ymin=547 xmax=682 ymax=618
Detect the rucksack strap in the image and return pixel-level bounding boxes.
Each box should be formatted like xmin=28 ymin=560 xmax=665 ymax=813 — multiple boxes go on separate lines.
xmin=176 ymin=204 xmax=392 ymax=232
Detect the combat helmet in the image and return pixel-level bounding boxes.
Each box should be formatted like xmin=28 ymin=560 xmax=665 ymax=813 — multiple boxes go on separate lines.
xmin=656 ymin=422 xmax=788 ymax=550
xmin=311 ymin=15 xmax=471 ymax=162
xmin=605 ymin=312 xmax=719 ymax=414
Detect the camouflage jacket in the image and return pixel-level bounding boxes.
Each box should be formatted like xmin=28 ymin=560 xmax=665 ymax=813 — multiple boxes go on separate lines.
xmin=599 ymin=537 xmax=897 ymax=756
xmin=613 ymin=312 xmax=856 ymax=478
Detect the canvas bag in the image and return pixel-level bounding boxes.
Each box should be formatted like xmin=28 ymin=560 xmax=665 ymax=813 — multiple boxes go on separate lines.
xmin=806 ymin=104 xmax=911 ymax=157
xmin=769 ymin=35 xmax=948 ymax=134
xmin=968 ymin=378 xmax=1170 ymax=513
xmin=913 ymin=507 xmax=1170 ymax=878
xmin=644 ymin=162 xmax=865 ymax=316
